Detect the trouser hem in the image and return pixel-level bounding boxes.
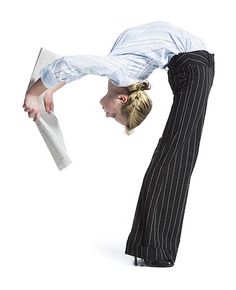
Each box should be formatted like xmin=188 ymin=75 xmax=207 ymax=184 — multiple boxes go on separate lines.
xmin=125 ymin=242 xmax=175 ymax=263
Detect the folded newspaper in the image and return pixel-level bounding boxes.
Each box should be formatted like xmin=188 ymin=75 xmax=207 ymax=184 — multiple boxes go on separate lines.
xmin=26 ymin=47 xmax=72 ymax=171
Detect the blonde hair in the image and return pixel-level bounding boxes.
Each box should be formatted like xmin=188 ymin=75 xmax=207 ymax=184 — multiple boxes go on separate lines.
xmin=121 ymin=80 xmax=152 ymax=135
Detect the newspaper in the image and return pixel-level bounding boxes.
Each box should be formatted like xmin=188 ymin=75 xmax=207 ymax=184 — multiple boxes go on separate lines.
xmin=26 ymin=47 xmax=72 ymax=171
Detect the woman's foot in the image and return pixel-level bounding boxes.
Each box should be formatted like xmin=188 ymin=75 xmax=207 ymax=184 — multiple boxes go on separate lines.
xmin=134 ymin=256 xmax=174 ymax=267
xmin=144 ymin=259 xmax=174 ymax=267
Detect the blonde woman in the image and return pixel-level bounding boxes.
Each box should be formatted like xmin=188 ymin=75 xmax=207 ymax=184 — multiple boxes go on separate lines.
xmin=23 ymin=21 xmax=215 ymax=267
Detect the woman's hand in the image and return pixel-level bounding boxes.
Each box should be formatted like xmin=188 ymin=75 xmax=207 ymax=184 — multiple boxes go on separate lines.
xmin=23 ymin=78 xmax=49 ymax=121
xmin=23 ymin=93 xmax=41 ymax=121
xmin=23 ymin=90 xmax=54 ymax=121
xmin=23 ymin=78 xmax=65 ymax=121
xmin=43 ymin=89 xmax=54 ymax=114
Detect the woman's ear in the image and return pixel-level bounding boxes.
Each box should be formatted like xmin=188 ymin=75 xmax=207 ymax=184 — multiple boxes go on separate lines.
xmin=118 ymin=94 xmax=129 ymax=104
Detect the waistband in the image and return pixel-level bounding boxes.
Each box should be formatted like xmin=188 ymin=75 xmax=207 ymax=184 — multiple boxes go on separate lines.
xmin=167 ymin=50 xmax=215 ymax=70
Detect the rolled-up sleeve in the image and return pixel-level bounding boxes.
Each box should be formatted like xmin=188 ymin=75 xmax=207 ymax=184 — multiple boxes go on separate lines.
xmin=40 ymin=54 xmax=126 ymax=88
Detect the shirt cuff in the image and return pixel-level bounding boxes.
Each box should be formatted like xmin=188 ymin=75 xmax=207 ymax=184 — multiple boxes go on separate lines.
xmin=40 ymin=66 xmax=62 ymax=88
xmin=39 ymin=57 xmax=75 ymax=89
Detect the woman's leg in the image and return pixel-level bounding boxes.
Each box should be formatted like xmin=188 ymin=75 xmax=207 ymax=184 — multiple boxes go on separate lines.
xmin=125 ymin=50 xmax=215 ymax=264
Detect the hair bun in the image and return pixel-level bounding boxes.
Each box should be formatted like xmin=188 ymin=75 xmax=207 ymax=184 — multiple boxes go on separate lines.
xmin=127 ymin=80 xmax=151 ymax=94
xmin=141 ymin=80 xmax=151 ymax=91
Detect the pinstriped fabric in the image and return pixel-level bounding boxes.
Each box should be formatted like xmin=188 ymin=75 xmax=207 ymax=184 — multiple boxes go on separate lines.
xmin=125 ymin=50 xmax=215 ymax=263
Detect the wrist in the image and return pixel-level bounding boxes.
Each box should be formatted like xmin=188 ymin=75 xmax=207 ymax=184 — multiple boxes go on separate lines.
xmin=27 ymin=78 xmax=47 ymax=97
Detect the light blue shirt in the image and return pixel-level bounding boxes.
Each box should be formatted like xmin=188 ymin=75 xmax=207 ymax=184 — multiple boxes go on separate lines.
xmin=40 ymin=21 xmax=207 ymax=88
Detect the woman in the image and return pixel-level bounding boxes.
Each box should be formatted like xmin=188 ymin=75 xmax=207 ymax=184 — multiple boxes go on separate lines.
xmin=23 ymin=21 xmax=215 ymax=267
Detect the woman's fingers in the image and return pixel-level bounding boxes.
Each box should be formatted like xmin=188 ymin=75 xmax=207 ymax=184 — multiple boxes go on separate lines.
xmin=45 ymin=102 xmax=50 ymax=113
xmin=44 ymin=100 xmax=54 ymax=114
xmin=28 ymin=109 xmax=35 ymax=118
xmin=23 ymin=106 xmax=30 ymax=113
xmin=27 ymin=108 xmax=40 ymax=121
xmin=44 ymin=92 xmax=54 ymax=114
xmin=23 ymin=93 xmax=40 ymax=121
xmin=50 ymin=103 xmax=54 ymax=112
xmin=44 ymin=102 xmax=51 ymax=113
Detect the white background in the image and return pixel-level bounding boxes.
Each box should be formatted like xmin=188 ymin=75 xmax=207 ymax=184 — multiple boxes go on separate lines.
xmin=0 ymin=0 xmax=235 ymax=289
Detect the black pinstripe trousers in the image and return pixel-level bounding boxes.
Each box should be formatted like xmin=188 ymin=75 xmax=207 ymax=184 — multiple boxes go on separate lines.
xmin=125 ymin=50 xmax=215 ymax=263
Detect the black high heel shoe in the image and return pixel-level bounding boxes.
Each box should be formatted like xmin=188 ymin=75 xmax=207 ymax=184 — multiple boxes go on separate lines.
xmin=143 ymin=259 xmax=174 ymax=267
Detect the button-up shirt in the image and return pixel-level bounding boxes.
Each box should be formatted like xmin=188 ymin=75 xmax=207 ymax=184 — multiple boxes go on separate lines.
xmin=40 ymin=21 xmax=207 ymax=88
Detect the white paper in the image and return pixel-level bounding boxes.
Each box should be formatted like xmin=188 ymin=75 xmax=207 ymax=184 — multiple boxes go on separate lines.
xmin=27 ymin=47 xmax=72 ymax=170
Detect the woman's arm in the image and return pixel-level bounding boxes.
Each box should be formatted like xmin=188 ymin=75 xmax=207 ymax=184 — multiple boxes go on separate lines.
xmin=23 ymin=53 xmax=125 ymax=121
xmin=42 ymin=80 xmax=66 ymax=115
xmin=40 ymin=54 xmax=125 ymax=87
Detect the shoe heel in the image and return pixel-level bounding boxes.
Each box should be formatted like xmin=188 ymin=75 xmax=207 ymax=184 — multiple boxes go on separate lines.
xmin=134 ymin=256 xmax=138 ymax=266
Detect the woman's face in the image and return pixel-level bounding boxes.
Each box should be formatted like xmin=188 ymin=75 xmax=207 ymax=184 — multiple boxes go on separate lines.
xmin=100 ymin=81 xmax=128 ymax=126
